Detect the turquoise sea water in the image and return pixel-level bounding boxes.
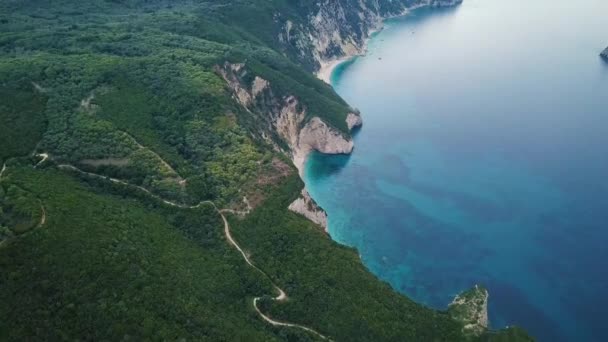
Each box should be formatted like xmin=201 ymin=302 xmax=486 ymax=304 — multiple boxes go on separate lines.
xmin=304 ymin=0 xmax=608 ymax=341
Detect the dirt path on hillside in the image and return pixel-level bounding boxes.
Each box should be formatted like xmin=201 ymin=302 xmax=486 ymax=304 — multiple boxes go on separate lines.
xmin=48 ymin=158 xmax=329 ymax=340
xmin=216 ymin=207 xmax=328 ymax=338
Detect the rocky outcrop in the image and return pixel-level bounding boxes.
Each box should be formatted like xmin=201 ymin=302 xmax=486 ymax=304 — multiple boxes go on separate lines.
xmin=217 ymin=62 xmax=356 ymax=229
xmin=448 ymin=285 xmax=489 ymax=336
xmin=274 ymin=96 xmax=354 ymax=173
xmin=275 ymin=0 xmax=463 ymax=70
xmin=216 ymin=63 xmax=254 ymax=107
xmin=252 ymin=76 xmax=270 ymax=98
xmin=288 ymin=189 xmax=328 ymax=230
xmin=346 ymin=112 xmax=363 ymax=130
xmin=217 ymin=62 xmax=355 ymax=174
xmin=601 ymin=46 xmax=608 ymax=60
xmin=218 ymin=0 xmax=463 ymax=229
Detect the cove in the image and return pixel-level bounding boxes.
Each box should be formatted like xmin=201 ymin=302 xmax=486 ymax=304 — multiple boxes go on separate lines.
xmin=304 ymin=0 xmax=608 ymax=341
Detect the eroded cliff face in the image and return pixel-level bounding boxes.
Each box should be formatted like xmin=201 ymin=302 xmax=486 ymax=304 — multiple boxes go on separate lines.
xmin=346 ymin=112 xmax=363 ymax=130
xmin=288 ymin=189 xmax=328 ymax=230
xmin=217 ymin=62 xmax=356 ymax=173
xmin=217 ymin=62 xmax=358 ymax=229
xmin=217 ymin=0 xmax=463 ymax=230
xmin=276 ymin=0 xmax=463 ymax=69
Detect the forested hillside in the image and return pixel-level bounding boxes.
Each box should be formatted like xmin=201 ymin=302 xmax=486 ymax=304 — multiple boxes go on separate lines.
xmin=0 ymin=0 xmax=531 ymax=340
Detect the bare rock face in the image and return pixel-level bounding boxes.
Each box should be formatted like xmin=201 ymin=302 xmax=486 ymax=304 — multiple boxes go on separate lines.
xmin=299 ymin=117 xmax=354 ymax=154
xmin=601 ymin=46 xmax=608 ymax=60
xmin=216 ymin=63 xmax=253 ymax=107
xmin=346 ymin=112 xmax=363 ymax=130
xmin=251 ymin=76 xmax=269 ymax=98
xmin=275 ymin=96 xmax=355 ymax=173
xmin=288 ymin=188 xmax=328 ymax=230
xmin=217 ymin=62 xmax=357 ymax=229
xmin=275 ymin=0 xmax=463 ymax=70
xmin=218 ymin=62 xmax=355 ymax=174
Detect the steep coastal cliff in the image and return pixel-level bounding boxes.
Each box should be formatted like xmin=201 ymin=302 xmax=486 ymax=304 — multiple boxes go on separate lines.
xmin=288 ymin=188 xmax=328 ymax=229
xmin=217 ymin=61 xmax=359 ymax=230
xmin=216 ymin=62 xmax=358 ymax=175
xmin=215 ymin=1 xmax=526 ymax=338
xmin=1 ymin=0 xmax=534 ymax=339
xmin=275 ymin=0 xmax=463 ymax=70
xmin=218 ymin=1 xmax=460 ymax=229
xmin=231 ymin=1 xmax=524 ymax=338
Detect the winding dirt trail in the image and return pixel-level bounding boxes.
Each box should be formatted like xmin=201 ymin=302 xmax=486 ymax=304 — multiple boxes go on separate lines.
xmin=34 ymin=153 xmax=49 ymax=168
xmin=121 ymin=131 xmax=184 ymax=182
xmin=217 ymin=208 xmax=328 ymax=339
xmin=51 ymin=160 xmax=329 ymax=340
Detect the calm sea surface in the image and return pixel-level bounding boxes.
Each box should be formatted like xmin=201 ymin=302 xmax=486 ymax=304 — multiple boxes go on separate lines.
xmin=304 ymin=0 xmax=608 ymax=340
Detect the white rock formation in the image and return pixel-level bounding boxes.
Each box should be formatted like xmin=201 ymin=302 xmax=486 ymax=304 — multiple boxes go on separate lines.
xmin=252 ymin=76 xmax=269 ymax=98
xmin=346 ymin=112 xmax=363 ymax=130
xmin=217 ymin=62 xmax=359 ymax=230
xmin=276 ymin=0 xmax=462 ymax=69
xmin=288 ymin=189 xmax=328 ymax=230
xmin=274 ymin=96 xmax=354 ymax=174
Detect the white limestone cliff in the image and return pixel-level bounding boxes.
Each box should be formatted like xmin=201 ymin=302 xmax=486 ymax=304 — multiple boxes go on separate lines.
xmin=217 ymin=62 xmax=357 ymax=230
xmin=277 ymin=0 xmax=463 ymax=69
xmin=346 ymin=112 xmax=363 ymax=130
xmin=288 ymin=189 xmax=328 ymax=231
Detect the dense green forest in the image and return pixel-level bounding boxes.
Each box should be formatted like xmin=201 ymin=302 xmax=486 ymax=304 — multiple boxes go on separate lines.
xmin=0 ymin=0 xmax=532 ymax=340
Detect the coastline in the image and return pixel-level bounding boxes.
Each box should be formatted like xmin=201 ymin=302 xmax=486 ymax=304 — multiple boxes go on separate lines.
xmin=314 ymin=2 xmax=453 ymax=85
xmin=306 ymin=9 xmax=408 ymax=225
xmin=315 ymin=13 xmax=393 ymax=84
xmin=316 ymin=57 xmax=352 ymax=84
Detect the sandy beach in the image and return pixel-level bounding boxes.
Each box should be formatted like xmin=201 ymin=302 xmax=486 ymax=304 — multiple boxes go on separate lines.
xmin=314 ymin=5 xmax=430 ymax=85
xmin=316 ymin=57 xmax=353 ymax=84
xmin=315 ymin=21 xmax=390 ymax=84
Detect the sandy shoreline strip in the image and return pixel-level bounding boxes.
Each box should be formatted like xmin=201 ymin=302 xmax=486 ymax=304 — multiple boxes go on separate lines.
xmin=315 ymin=5 xmax=426 ymax=85
xmin=315 ymin=22 xmax=388 ymax=84
xmin=316 ymin=57 xmax=353 ymax=84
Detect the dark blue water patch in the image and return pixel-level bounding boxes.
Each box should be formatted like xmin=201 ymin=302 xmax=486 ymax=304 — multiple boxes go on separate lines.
xmin=486 ymin=280 xmax=565 ymax=342
xmin=305 ymin=0 xmax=608 ymax=340
xmin=305 ymin=152 xmax=351 ymax=180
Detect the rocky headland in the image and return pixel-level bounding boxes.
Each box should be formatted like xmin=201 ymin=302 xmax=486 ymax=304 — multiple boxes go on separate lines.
xmin=448 ymin=285 xmax=489 ymax=336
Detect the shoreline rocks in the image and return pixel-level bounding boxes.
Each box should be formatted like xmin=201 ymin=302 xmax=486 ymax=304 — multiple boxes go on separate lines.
xmin=288 ymin=189 xmax=329 ymax=230
xmin=448 ymin=285 xmax=489 ymax=336
xmin=346 ymin=112 xmax=363 ymax=130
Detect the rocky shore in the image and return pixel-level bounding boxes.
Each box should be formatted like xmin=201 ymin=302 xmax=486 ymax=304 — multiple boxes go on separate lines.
xmin=218 ymin=1 xmax=462 ymax=231
xmin=448 ymin=285 xmax=489 ymax=336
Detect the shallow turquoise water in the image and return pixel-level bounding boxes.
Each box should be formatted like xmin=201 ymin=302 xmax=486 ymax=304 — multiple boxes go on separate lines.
xmin=304 ymin=0 xmax=608 ymax=340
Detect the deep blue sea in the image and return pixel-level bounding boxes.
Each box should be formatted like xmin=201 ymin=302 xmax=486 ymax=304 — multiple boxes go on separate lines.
xmin=304 ymin=0 xmax=608 ymax=340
